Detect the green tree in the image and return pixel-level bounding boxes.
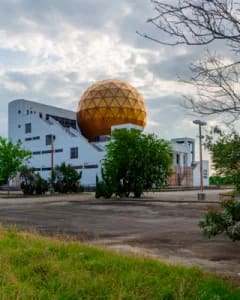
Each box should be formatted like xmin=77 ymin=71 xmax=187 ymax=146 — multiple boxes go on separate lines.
xmin=0 ymin=137 xmax=31 ymax=185
xmin=205 ymin=128 xmax=240 ymax=192
xmin=53 ymin=162 xmax=82 ymax=193
xmin=102 ymin=128 xmax=173 ymax=198
xmin=201 ymin=128 xmax=240 ymax=241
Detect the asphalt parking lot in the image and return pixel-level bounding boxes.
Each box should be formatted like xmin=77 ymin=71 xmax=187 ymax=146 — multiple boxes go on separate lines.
xmin=0 ymin=190 xmax=239 ymax=277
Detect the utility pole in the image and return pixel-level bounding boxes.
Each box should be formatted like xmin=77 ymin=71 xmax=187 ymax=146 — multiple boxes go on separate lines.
xmin=193 ymin=120 xmax=207 ymax=200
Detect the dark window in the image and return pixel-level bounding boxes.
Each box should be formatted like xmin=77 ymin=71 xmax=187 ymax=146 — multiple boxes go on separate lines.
xmin=46 ymin=114 xmax=76 ymax=129
xmin=70 ymin=147 xmax=78 ymax=159
xmin=18 ymin=110 xmax=21 ymax=114
xmin=176 ymin=154 xmax=180 ymax=165
xmin=33 ymin=136 xmax=40 ymax=140
xmin=42 ymin=150 xmax=52 ymax=154
xmin=203 ymin=170 xmax=208 ymax=179
xmin=42 ymin=167 xmax=51 ymax=171
xmin=18 ymin=124 xmax=21 ymax=128
xmin=55 ymin=149 xmax=63 ymax=153
xmin=73 ymin=165 xmax=83 ymax=169
xmin=39 ymin=112 xmax=42 ymax=118
xmin=46 ymin=134 xmax=55 ymax=145
xmin=33 ymin=168 xmax=41 ymax=171
xmin=25 ymin=137 xmax=32 ymax=141
xmin=25 ymin=123 xmax=31 ymax=133
xmin=32 ymin=151 xmax=41 ymax=155
xmin=27 ymin=109 xmax=29 ymax=115
xmin=84 ymin=164 xmax=98 ymax=169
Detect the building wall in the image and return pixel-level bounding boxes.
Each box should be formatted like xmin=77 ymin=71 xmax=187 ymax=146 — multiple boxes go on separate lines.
xmin=193 ymin=160 xmax=209 ymax=187
xmin=8 ymin=99 xmax=104 ymax=186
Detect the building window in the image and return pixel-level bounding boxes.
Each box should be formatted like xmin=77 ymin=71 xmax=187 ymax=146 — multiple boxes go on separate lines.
xmin=32 ymin=151 xmax=41 ymax=155
xmin=33 ymin=136 xmax=40 ymax=140
xmin=55 ymin=149 xmax=63 ymax=153
xmin=33 ymin=168 xmax=41 ymax=171
xmin=25 ymin=137 xmax=32 ymax=141
xmin=18 ymin=124 xmax=21 ymax=128
xmin=70 ymin=147 xmax=78 ymax=159
xmin=84 ymin=164 xmax=98 ymax=169
xmin=42 ymin=167 xmax=51 ymax=171
xmin=73 ymin=165 xmax=83 ymax=169
xmin=18 ymin=110 xmax=21 ymax=114
xmin=46 ymin=134 xmax=55 ymax=145
xmin=39 ymin=112 xmax=42 ymax=118
xmin=203 ymin=169 xmax=208 ymax=179
xmin=176 ymin=153 xmax=180 ymax=165
xmin=25 ymin=123 xmax=31 ymax=133
xmin=27 ymin=109 xmax=29 ymax=115
xmin=42 ymin=150 xmax=52 ymax=154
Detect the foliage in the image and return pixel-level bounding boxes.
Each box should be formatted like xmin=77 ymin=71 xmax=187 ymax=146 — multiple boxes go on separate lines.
xmin=209 ymin=175 xmax=234 ymax=186
xmin=0 ymin=137 xmax=30 ymax=184
xmin=199 ymin=200 xmax=240 ymax=241
xmin=52 ymin=162 xmax=82 ymax=193
xmin=102 ymin=128 xmax=173 ymax=198
xmin=20 ymin=166 xmax=48 ymax=195
xmin=141 ymin=1 xmax=240 ymax=123
xmin=95 ymin=174 xmax=113 ymax=198
xmin=0 ymin=226 xmax=239 ymax=299
xmin=205 ymin=127 xmax=240 ymax=191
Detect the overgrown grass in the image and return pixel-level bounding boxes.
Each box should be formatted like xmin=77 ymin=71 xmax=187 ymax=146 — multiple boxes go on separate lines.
xmin=0 ymin=226 xmax=239 ymax=300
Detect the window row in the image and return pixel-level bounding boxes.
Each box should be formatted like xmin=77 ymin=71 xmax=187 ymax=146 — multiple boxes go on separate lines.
xmin=33 ymin=164 xmax=98 ymax=172
xmin=32 ymin=147 xmax=78 ymax=159
xmin=32 ymin=149 xmax=63 ymax=155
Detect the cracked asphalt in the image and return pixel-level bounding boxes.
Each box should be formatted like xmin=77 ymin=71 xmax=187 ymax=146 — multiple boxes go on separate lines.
xmin=0 ymin=190 xmax=239 ymax=278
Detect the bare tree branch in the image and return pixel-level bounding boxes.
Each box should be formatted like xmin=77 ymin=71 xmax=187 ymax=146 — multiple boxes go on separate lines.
xmin=140 ymin=0 xmax=240 ymax=122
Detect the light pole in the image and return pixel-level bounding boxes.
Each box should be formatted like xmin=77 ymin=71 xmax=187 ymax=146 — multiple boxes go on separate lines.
xmin=193 ymin=119 xmax=207 ymax=200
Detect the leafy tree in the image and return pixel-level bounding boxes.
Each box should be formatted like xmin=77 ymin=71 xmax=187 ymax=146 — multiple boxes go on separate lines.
xmin=0 ymin=137 xmax=30 ymax=185
xmin=199 ymin=199 xmax=240 ymax=241
xmin=140 ymin=0 xmax=240 ymax=123
xmin=52 ymin=162 xmax=82 ymax=193
xmin=205 ymin=127 xmax=240 ymax=192
xmin=102 ymin=128 xmax=173 ymax=198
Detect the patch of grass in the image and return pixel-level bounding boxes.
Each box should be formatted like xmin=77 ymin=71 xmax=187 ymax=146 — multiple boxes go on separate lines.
xmin=0 ymin=226 xmax=239 ymax=299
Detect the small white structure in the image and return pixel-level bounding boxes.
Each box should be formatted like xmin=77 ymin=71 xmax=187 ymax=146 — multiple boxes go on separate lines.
xmin=8 ymin=99 xmax=209 ymax=187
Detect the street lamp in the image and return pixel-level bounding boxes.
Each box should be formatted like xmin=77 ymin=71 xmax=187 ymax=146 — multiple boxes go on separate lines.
xmin=193 ymin=119 xmax=207 ymax=200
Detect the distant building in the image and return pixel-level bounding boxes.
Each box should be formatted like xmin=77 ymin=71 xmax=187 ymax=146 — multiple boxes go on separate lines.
xmin=8 ymin=80 xmax=208 ymax=187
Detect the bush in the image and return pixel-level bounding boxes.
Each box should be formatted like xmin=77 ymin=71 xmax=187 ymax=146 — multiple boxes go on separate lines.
xmin=20 ymin=166 xmax=48 ymax=195
xmin=199 ymin=199 xmax=240 ymax=241
xmin=52 ymin=163 xmax=82 ymax=193
xmin=209 ymin=175 xmax=234 ymax=186
xmin=95 ymin=175 xmax=113 ymax=198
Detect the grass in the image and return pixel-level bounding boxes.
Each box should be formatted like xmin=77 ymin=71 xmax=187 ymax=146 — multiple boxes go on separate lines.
xmin=0 ymin=226 xmax=239 ymax=300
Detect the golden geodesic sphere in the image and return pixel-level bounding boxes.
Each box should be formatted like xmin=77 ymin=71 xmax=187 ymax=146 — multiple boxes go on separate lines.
xmin=77 ymin=80 xmax=147 ymax=141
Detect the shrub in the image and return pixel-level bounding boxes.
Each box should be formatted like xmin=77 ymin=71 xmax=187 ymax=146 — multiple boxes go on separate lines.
xmin=199 ymin=200 xmax=240 ymax=241
xmin=20 ymin=166 xmax=48 ymax=195
xmin=95 ymin=175 xmax=113 ymax=198
xmin=52 ymin=163 xmax=82 ymax=193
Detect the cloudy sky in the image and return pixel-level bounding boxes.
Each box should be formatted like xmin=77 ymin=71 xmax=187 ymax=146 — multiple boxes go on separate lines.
xmin=0 ymin=0 xmax=217 ymax=158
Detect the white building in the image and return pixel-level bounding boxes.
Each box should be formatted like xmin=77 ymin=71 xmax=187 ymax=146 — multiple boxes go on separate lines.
xmin=8 ymin=99 xmax=209 ymax=187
